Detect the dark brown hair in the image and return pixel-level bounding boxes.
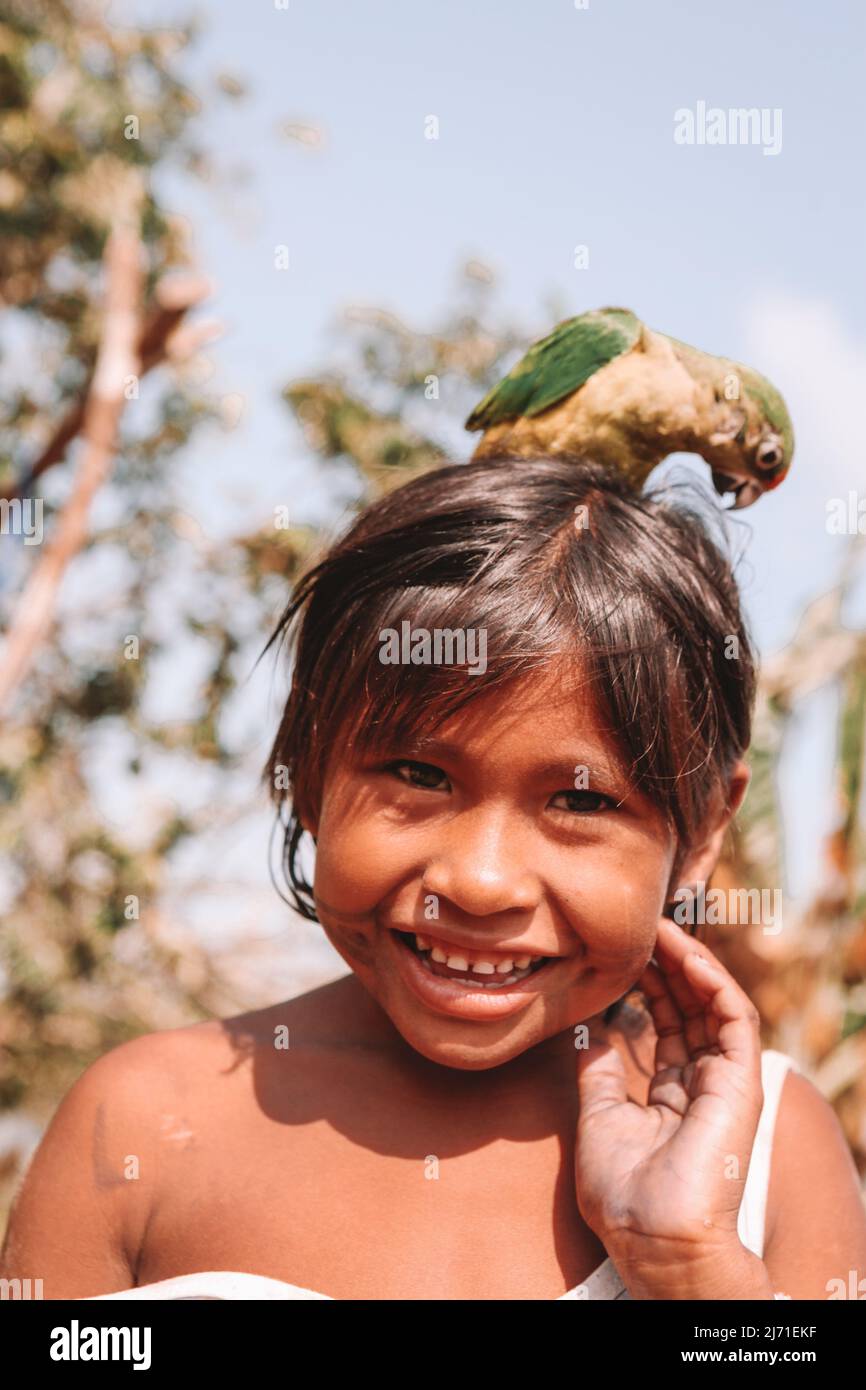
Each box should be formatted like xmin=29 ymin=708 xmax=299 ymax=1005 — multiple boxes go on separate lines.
xmin=261 ymin=456 xmax=757 ymax=969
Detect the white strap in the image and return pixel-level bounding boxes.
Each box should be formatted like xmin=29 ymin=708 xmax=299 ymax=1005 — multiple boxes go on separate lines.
xmin=737 ymin=1049 xmax=800 ymax=1258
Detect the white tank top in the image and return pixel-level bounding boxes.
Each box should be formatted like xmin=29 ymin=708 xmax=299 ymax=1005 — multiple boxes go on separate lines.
xmin=86 ymin=1048 xmax=799 ymax=1301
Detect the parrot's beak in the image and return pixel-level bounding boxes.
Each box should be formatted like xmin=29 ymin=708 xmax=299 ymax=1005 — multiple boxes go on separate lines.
xmin=710 ymin=470 xmax=764 ymax=510
xmin=728 ymin=479 xmax=763 ymax=509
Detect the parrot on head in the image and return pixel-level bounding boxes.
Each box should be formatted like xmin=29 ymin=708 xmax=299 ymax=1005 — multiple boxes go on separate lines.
xmin=464 ymin=307 xmax=794 ymax=509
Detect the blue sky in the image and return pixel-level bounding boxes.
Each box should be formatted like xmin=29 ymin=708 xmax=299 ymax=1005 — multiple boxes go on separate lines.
xmin=108 ymin=0 xmax=865 ymax=912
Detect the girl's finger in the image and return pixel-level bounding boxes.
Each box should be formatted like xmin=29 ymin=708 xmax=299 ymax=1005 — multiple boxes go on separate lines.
xmin=651 ymin=919 xmax=715 ymax=1054
xmin=655 ymin=917 xmax=755 ymax=1025
xmin=636 ymin=958 xmax=690 ymax=1070
xmin=678 ymin=949 xmax=762 ymax=1076
xmin=574 ymin=1036 xmax=630 ymax=1121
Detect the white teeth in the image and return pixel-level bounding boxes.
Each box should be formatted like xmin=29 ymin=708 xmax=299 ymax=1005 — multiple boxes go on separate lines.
xmin=412 ymin=934 xmax=547 ymax=980
xmin=433 ymin=961 xmax=532 ymax=988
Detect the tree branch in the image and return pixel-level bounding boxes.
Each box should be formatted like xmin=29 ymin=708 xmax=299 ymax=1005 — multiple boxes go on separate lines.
xmin=0 ymin=273 xmax=214 ymax=504
xmin=0 ymin=218 xmax=145 ymax=717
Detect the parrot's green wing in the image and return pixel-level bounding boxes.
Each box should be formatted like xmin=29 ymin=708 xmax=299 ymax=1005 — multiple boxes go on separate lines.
xmin=465 ymin=307 xmax=642 ymax=430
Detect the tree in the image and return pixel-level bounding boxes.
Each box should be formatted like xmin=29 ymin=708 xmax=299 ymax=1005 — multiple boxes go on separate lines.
xmin=0 ymin=0 xmax=248 ymax=1212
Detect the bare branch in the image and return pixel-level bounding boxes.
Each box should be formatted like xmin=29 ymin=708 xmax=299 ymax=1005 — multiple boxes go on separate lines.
xmin=0 ymin=218 xmax=145 ymax=716
xmin=0 ymin=273 xmax=213 ymax=503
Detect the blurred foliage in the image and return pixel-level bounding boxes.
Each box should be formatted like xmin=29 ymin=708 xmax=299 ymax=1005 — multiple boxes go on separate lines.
xmin=0 ymin=0 xmax=274 ymax=1212
xmin=2 ymin=0 xmax=866 ymax=1250
xmin=714 ymin=557 xmax=866 ymax=1166
xmin=0 ymin=0 xmax=205 ymax=481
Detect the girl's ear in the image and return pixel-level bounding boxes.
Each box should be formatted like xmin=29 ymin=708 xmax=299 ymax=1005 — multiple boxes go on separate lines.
xmin=669 ymin=759 xmax=751 ymax=897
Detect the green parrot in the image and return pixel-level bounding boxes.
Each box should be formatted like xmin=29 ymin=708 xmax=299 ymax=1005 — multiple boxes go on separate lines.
xmin=464 ymin=307 xmax=794 ymax=508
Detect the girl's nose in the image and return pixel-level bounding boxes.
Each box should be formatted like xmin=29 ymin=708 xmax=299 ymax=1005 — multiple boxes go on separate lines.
xmin=421 ymin=808 xmax=541 ymax=918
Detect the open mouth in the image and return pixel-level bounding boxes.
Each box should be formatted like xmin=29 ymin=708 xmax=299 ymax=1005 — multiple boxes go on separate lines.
xmin=394 ymin=930 xmax=554 ymax=990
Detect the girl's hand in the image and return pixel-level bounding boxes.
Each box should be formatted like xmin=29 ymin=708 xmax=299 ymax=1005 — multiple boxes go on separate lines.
xmin=574 ymin=917 xmax=770 ymax=1298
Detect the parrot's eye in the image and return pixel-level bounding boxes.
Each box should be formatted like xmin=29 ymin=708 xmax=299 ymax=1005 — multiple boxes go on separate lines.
xmin=756 ymin=441 xmax=782 ymax=469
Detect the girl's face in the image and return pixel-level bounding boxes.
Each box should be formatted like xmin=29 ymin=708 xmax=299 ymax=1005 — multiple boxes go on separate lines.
xmin=308 ymin=666 xmax=680 ymax=1071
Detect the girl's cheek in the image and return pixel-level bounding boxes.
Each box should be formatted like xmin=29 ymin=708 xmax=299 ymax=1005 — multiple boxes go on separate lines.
xmin=314 ymin=800 xmax=408 ymax=914
xmin=556 ymin=856 xmax=668 ymax=973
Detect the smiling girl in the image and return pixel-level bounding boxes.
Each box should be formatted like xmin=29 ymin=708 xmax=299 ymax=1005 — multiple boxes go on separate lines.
xmin=3 ymin=456 xmax=866 ymax=1301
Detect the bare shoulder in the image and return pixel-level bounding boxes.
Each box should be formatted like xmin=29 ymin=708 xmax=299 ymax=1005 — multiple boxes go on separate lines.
xmin=0 ymin=1028 xmax=171 ymax=1296
xmin=118 ymin=980 xmax=358 ymax=1101
xmin=88 ymin=987 xmax=329 ymax=1080
xmin=87 ymin=1001 xmax=311 ymax=1103
xmin=0 ymin=1017 xmax=255 ymax=1298
xmin=89 ymin=975 xmax=356 ymax=1106
xmin=764 ymin=1063 xmax=866 ymax=1298
xmin=61 ymin=1017 xmax=241 ymax=1118
xmin=89 ymin=1017 xmax=223 ymax=1087
xmin=0 ymin=989 xmax=345 ymax=1301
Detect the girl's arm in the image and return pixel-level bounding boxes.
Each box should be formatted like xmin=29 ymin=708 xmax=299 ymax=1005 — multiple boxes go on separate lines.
xmin=0 ymin=1038 xmax=161 ymax=1299
xmin=762 ymin=1068 xmax=866 ymax=1300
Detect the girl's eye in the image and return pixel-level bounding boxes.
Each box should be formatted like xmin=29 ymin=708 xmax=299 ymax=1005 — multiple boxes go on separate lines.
xmin=385 ymin=759 xmax=449 ymax=791
xmin=549 ymin=789 xmax=615 ymax=814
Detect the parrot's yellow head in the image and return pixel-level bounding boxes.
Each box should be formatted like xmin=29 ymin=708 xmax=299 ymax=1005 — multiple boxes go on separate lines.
xmin=708 ymin=367 xmax=794 ymax=509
